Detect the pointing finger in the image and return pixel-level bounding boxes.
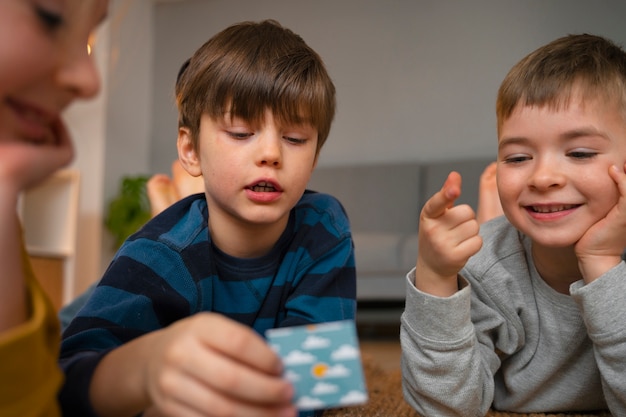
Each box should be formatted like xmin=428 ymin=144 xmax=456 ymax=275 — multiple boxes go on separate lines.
xmin=422 ymin=171 xmax=462 ymax=220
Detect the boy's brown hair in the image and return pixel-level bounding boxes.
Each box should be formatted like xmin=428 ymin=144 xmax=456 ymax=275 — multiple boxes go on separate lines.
xmin=175 ymin=19 xmax=336 ymax=154
xmin=496 ymin=33 xmax=626 ymax=134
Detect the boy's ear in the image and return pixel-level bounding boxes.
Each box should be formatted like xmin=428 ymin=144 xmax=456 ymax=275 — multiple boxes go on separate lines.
xmin=177 ymin=127 xmax=202 ymax=177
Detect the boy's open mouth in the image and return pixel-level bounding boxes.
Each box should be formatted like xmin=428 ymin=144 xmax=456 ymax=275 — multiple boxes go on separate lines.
xmin=249 ymin=181 xmax=277 ymax=192
xmin=528 ymin=204 xmax=580 ymax=213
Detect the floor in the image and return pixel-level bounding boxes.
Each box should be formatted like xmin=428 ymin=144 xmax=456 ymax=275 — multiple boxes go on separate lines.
xmin=360 ymin=339 xmax=401 ymax=372
xmin=356 ymin=310 xmax=402 ymax=372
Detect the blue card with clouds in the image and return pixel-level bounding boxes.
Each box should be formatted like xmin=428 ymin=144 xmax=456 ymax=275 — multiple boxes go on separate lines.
xmin=266 ymin=320 xmax=368 ymax=411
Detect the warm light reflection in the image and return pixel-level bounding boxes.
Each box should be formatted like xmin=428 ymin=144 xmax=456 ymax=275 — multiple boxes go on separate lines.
xmin=87 ymin=33 xmax=96 ymax=56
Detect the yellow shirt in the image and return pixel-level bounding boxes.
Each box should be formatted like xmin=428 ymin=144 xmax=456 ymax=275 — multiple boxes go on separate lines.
xmin=0 ymin=243 xmax=62 ymax=417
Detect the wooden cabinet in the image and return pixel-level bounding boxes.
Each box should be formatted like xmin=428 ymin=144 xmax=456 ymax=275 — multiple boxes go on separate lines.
xmin=20 ymin=169 xmax=80 ymax=310
xmin=28 ymin=256 xmax=64 ymax=311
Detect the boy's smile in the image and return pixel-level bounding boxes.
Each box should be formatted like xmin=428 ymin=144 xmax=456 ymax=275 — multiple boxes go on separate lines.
xmin=0 ymin=1 xmax=107 ymax=144
xmin=496 ymin=94 xmax=626 ymax=250
xmin=3 ymin=96 xmax=57 ymax=143
xmin=527 ymin=204 xmax=579 ymax=215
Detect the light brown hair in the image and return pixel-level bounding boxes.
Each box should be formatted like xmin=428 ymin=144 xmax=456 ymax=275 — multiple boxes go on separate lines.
xmin=496 ymin=33 xmax=626 ymax=134
xmin=175 ymin=20 xmax=336 ymax=154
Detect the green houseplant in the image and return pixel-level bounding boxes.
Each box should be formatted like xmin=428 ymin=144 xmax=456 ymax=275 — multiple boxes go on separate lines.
xmin=104 ymin=175 xmax=151 ymax=249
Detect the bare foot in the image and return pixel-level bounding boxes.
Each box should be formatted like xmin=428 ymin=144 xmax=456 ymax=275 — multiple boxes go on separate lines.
xmin=171 ymin=160 xmax=204 ymax=198
xmin=476 ymin=161 xmax=503 ymax=224
xmin=146 ymin=174 xmax=178 ymax=217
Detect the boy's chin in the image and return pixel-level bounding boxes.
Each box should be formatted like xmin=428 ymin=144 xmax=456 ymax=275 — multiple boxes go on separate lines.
xmin=526 ymin=231 xmax=582 ymax=249
xmin=511 ymin=221 xmax=583 ymax=248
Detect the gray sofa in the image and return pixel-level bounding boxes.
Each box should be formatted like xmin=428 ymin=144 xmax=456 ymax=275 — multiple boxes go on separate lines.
xmin=307 ymin=157 xmax=495 ymax=302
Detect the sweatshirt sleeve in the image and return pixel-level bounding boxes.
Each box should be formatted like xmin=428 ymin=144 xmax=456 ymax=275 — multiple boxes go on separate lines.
xmin=570 ymin=261 xmax=626 ymax=416
xmin=400 ymin=268 xmax=501 ymax=417
xmin=0 ymin=247 xmax=62 ymax=417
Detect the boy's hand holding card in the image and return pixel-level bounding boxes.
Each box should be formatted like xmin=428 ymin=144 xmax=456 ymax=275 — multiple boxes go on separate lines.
xmin=266 ymin=320 xmax=368 ymax=411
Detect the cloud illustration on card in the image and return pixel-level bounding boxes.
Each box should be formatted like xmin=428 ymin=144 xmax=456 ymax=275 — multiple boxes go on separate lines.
xmin=266 ymin=320 xmax=368 ymax=411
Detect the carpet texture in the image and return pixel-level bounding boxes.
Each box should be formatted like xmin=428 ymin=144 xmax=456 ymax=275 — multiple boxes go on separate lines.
xmin=322 ymin=354 xmax=612 ymax=417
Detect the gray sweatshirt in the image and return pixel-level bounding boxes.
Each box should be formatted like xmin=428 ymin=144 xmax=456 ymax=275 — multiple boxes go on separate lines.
xmin=400 ymin=216 xmax=626 ymax=417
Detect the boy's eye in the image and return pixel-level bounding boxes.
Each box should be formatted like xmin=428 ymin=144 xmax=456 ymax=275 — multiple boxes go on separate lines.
xmin=568 ymin=150 xmax=597 ymax=159
xmin=227 ymin=131 xmax=252 ymax=140
xmin=284 ymin=136 xmax=307 ymax=145
xmin=502 ymin=154 xmax=530 ymax=164
xmin=36 ymin=6 xmax=64 ymax=30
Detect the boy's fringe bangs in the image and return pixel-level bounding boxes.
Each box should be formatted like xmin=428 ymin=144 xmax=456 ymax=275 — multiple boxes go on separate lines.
xmin=497 ymin=75 xmax=626 ymax=126
xmin=204 ymin=59 xmax=334 ymax=147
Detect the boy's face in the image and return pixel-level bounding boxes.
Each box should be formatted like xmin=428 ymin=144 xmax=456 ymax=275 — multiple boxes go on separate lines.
xmin=496 ymin=95 xmax=626 ymax=248
xmin=0 ymin=0 xmax=107 ymax=144
xmin=180 ymin=109 xmax=318 ymax=246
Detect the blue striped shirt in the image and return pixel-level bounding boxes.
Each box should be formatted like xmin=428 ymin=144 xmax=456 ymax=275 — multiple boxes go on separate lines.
xmin=59 ymin=190 xmax=356 ymax=416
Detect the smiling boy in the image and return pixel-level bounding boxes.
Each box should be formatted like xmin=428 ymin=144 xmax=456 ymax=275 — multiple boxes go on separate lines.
xmin=60 ymin=20 xmax=355 ymax=417
xmin=401 ymin=33 xmax=626 ymax=416
xmin=0 ymin=2 xmax=108 ymax=416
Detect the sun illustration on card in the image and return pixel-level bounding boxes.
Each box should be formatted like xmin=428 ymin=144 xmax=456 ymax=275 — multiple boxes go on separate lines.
xmin=266 ymin=320 xmax=368 ymax=410
xmin=311 ymin=362 xmax=329 ymax=378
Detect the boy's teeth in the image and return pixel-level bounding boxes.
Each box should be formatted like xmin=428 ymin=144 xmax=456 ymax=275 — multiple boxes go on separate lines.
xmin=252 ymin=181 xmax=275 ymax=192
xmin=532 ymin=204 xmax=575 ymax=213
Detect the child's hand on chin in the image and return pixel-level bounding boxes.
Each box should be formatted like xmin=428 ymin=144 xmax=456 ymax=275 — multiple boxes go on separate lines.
xmin=0 ymin=117 xmax=74 ymax=192
xmin=576 ymin=163 xmax=626 ymax=282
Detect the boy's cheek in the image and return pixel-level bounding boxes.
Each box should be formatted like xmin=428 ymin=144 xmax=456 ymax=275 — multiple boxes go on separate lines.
xmin=493 ymin=181 xmax=518 ymax=216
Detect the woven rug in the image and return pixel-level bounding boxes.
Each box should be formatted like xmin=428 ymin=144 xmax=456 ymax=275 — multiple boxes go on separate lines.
xmin=322 ymin=354 xmax=612 ymax=417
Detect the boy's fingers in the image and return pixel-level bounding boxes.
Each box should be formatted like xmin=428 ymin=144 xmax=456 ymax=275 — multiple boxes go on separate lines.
xmin=189 ymin=345 xmax=293 ymax=406
xmin=422 ymin=171 xmax=462 ymax=220
xmin=610 ymin=163 xmax=626 ymax=195
xmin=608 ymin=163 xmax=626 ymax=218
xmin=196 ymin=314 xmax=284 ymax=375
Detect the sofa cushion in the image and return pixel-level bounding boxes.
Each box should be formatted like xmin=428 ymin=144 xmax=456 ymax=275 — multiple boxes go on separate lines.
xmin=352 ymin=232 xmax=418 ymax=273
xmin=307 ymin=163 xmax=422 ymax=234
xmin=351 ymin=232 xmax=417 ymax=300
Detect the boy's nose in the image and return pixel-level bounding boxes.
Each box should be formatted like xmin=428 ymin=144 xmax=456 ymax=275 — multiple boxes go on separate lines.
xmin=57 ymin=46 xmax=101 ymax=99
xmin=528 ymin=159 xmax=565 ymax=190
xmin=256 ymin=134 xmax=282 ymax=167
